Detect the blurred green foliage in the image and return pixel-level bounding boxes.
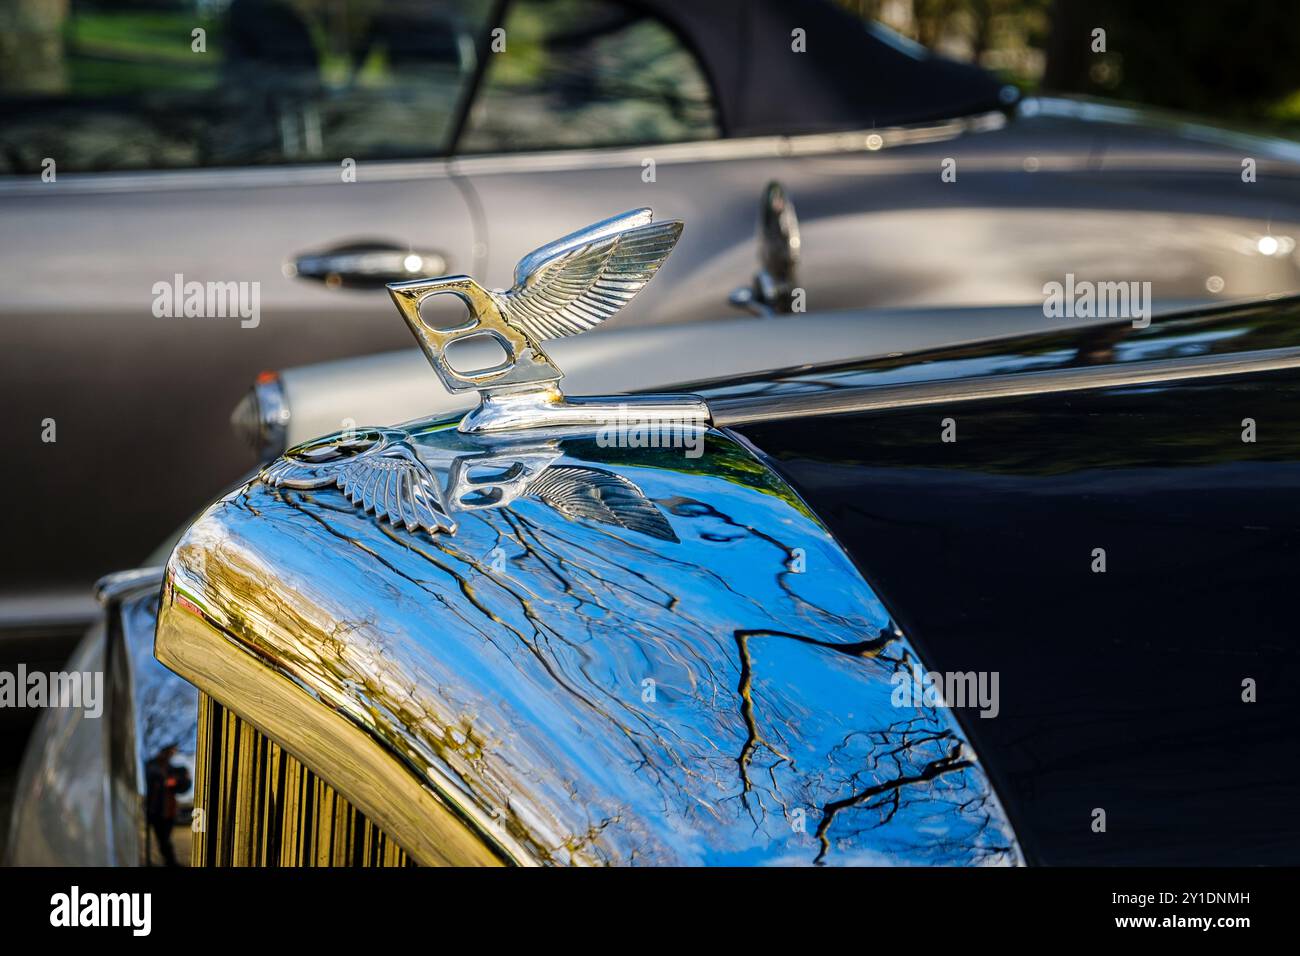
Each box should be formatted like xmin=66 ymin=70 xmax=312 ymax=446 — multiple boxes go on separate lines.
xmin=67 ymin=11 xmax=221 ymax=93
xmin=836 ymin=0 xmax=1300 ymax=135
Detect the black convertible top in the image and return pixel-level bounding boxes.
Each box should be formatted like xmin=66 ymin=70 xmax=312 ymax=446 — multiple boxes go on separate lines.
xmin=637 ymin=0 xmax=1013 ymax=137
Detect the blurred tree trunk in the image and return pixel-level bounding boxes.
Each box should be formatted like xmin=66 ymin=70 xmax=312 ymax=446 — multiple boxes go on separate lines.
xmin=969 ymin=0 xmax=994 ymax=60
xmin=834 ymin=0 xmax=882 ymax=24
xmin=0 ymin=0 xmax=69 ymax=93
xmin=915 ymin=0 xmax=964 ymax=49
xmin=1042 ymin=0 xmax=1089 ymax=91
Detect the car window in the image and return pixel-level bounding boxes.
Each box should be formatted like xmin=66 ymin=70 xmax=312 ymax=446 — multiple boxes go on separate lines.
xmin=459 ymin=0 xmax=718 ymax=153
xmin=0 ymin=0 xmax=495 ymax=174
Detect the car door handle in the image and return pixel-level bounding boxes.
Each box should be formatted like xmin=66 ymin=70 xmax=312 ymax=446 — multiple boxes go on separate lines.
xmin=288 ymin=241 xmax=449 ymax=290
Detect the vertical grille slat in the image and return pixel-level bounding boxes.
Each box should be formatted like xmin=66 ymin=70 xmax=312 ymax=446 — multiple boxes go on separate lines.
xmin=192 ymin=693 xmax=414 ymax=867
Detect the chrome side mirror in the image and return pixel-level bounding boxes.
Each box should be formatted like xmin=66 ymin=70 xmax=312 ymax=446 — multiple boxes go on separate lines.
xmin=729 ymin=181 xmax=802 ymax=316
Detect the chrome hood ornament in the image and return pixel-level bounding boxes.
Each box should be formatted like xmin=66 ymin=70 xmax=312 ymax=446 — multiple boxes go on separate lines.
xmin=386 ymin=208 xmax=708 ymax=433
xmin=259 ymin=209 xmax=710 ymax=538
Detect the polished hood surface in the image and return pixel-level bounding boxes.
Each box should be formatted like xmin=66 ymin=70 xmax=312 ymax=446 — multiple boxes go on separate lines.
xmin=732 ymin=295 xmax=1300 ymax=864
xmin=157 ymin=422 xmax=1018 ymax=865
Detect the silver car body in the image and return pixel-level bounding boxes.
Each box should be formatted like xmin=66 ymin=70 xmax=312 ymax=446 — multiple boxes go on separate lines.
xmin=8 ymin=95 xmax=1300 ymax=605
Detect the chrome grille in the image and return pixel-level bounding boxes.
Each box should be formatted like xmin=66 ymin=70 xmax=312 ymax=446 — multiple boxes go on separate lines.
xmin=192 ymin=693 xmax=413 ymax=867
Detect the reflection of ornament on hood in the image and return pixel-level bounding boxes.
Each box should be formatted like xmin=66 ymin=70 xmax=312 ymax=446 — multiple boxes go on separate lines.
xmin=261 ymin=431 xmax=678 ymax=543
xmin=443 ymin=442 xmax=677 ymax=540
xmin=262 ymin=429 xmax=456 ymax=535
xmin=386 ymin=208 xmax=712 ymax=434
xmin=444 ymin=442 xmax=562 ymax=512
xmin=528 ymin=466 xmax=678 ymax=543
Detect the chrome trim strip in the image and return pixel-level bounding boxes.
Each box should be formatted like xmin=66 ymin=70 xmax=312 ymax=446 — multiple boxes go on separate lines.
xmin=13 ymin=97 xmax=1300 ymax=197
xmin=95 ymin=567 xmax=165 ymax=606
xmin=712 ymin=344 xmax=1300 ymax=426
xmin=449 ymin=110 xmax=1005 ymax=174
xmin=1026 ymin=96 xmax=1300 ymax=164
xmin=0 ymin=112 xmax=1006 ymax=196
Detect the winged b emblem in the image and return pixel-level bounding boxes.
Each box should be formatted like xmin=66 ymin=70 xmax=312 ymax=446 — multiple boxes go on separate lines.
xmin=386 ymin=208 xmax=691 ymax=432
xmin=258 ymin=207 xmax=710 ymax=538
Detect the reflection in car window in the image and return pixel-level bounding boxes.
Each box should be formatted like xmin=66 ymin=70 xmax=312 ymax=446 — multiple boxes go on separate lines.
xmin=459 ymin=0 xmax=718 ymax=153
xmin=0 ymin=0 xmax=494 ymax=174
